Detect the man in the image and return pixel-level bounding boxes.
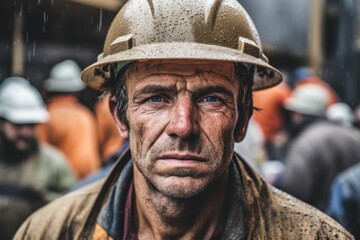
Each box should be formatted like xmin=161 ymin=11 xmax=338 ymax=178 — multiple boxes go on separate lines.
xmin=0 ymin=77 xmax=75 ymax=202
xmin=280 ymin=84 xmax=360 ymax=211
xmin=252 ymin=79 xmax=292 ymax=160
xmin=15 ymin=0 xmax=353 ymax=239
xmin=326 ymin=163 xmax=360 ymax=239
xmin=37 ymin=59 xmax=101 ymax=179
xmin=293 ymin=66 xmax=339 ymax=106
xmin=0 ymin=77 xmax=76 ymax=239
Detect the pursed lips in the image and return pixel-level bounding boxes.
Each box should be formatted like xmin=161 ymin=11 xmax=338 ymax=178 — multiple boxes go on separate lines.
xmin=158 ymin=153 xmax=207 ymax=162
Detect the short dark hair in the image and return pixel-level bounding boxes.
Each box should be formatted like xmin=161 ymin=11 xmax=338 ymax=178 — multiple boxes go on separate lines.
xmin=101 ymin=62 xmax=254 ymax=129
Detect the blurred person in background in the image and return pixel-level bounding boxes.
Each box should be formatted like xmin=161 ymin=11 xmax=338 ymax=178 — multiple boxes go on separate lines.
xmin=279 ymin=84 xmax=360 ymax=211
xmin=37 ymin=59 xmax=101 ymax=179
xmin=0 ymin=184 xmax=46 ymax=240
xmin=326 ymin=102 xmax=355 ymax=128
xmin=15 ymin=0 xmax=353 ymax=239
xmin=0 ymin=77 xmax=75 ymax=239
xmin=326 ymin=162 xmax=360 ymax=239
xmin=293 ymin=66 xmax=340 ymax=106
xmin=69 ymin=139 xmax=129 ymax=191
xmin=252 ymin=72 xmax=292 ymax=160
xmin=234 ymin=117 xmax=267 ymax=171
xmin=352 ymin=104 xmax=360 ymax=130
xmin=325 ymin=103 xmax=360 ymax=239
xmin=94 ymin=94 xmax=126 ymax=164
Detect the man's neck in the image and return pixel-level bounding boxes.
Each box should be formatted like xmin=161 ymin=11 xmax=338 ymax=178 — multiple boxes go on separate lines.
xmin=133 ymin=170 xmax=228 ymax=240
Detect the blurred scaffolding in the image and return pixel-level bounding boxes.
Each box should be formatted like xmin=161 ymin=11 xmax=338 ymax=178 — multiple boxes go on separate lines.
xmin=0 ymin=0 xmax=125 ymax=87
xmin=241 ymin=0 xmax=360 ymax=106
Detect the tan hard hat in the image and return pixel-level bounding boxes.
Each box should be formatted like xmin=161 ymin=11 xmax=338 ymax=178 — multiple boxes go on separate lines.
xmin=81 ymin=0 xmax=283 ymax=90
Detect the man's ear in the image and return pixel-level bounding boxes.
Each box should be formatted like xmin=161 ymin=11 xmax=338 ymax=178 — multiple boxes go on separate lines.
xmin=109 ymin=98 xmax=129 ymax=139
xmin=234 ymin=105 xmax=253 ymax=142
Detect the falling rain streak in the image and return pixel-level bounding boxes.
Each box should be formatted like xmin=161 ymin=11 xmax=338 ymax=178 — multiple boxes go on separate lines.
xmin=98 ymin=8 xmax=103 ymax=32
xmin=19 ymin=4 xmax=23 ymax=16
xmin=43 ymin=12 xmax=47 ymax=33
xmin=33 ymin=41 xmax=36 ymax=57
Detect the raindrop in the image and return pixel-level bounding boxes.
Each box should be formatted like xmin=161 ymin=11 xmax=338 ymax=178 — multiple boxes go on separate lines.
xmin=98 ymin=8 xmax=103 ymax=32
xmin=20 ymin=3 xmax=23 ymax=16
xmin=33 ymin=42 xmax=36 ymax=56
xmin=26 ymin=32 xmax=29 ymax=43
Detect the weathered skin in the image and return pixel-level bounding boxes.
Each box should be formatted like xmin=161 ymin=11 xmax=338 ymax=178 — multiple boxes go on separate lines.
xmin=112 ymin=60 xmax=244 ymax=239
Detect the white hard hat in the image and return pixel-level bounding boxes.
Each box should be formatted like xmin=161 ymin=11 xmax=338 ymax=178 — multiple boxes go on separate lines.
xmin=44 ymin=59 xmax=86 ymax=92
xmin=326 ymin=102 xmax=354 ymax=127
xmin=284 ymin=84 xmax=329 ymax=117
xmin=0 ymin=77 xmax=49 ymax=124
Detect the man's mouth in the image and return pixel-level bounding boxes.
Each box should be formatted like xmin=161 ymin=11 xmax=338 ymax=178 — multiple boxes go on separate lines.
xmin=158 ymin=153 xmax=207 ymax=162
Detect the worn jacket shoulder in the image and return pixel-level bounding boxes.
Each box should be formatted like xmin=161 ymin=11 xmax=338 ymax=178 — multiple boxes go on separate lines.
xmin=272 ymin=187 xmax=354 ymax=239
xmin=14 ymin=179 xmax=105 ymax=240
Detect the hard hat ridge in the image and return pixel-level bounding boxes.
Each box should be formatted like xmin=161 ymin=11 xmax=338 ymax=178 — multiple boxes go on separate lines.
xmin=81 ymin=0 xmax=282 ymax=91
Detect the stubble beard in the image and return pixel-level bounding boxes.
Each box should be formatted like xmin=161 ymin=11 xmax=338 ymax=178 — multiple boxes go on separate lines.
xmin=133 ymin=142 xmax=230 ymax=199
xmin=0 ymin=132 xmax=39 ymax=162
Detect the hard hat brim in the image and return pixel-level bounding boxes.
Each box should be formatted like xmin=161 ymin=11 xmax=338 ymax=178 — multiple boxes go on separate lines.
xmin=0 ymin=108 xmax=49 ymax=124
xmin=284 ymin=98 xmax=325 ymax=117
xmin=44 ymin=77 xmax=86 ymax=92
xmin=81 ymin=42 xmax=282 ymax=91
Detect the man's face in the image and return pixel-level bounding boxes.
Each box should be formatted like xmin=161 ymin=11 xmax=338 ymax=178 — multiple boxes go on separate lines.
xmin=115 ymin=60 xmax=246 ymax=198
xmin=0 ymin=120 xmax=38 ymax=155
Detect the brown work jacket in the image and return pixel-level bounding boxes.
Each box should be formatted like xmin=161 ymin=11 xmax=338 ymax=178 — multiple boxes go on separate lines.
xmin=14 ymin=149 xmax=353 ymax=240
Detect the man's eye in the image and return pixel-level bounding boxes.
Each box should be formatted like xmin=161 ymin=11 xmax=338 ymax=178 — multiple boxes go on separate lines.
xmin=148 ymin=96 xmax=165 ymax=103
xmin=202 ymin=96 xmax=220 ymax=102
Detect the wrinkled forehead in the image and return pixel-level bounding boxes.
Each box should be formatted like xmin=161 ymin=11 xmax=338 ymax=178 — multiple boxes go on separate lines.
xmin=126 ymin=60 xmax=237 ymax=82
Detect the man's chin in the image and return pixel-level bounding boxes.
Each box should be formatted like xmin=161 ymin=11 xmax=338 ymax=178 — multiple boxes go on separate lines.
xmin=14 ymin=140 xmax=39 ymax=156
xmin=152 ymin=176 xmax=209 ymax=199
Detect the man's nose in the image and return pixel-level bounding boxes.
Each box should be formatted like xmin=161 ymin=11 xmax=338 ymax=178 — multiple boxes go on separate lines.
xmin=166 ymin=98 xmax=199 ymax=139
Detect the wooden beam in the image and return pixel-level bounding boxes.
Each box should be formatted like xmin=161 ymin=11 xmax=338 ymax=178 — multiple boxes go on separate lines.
xmin=69 ymin=0 xmax=123 ymax=11
xmin=12 ymin=12 xmax=24 ymax=76
xmin=309 ymin=0 xmax=324 ymax=72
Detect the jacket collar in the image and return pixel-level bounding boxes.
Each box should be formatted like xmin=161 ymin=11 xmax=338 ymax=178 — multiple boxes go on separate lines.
xmin=79 ymin=149 xmax=283 ymax=239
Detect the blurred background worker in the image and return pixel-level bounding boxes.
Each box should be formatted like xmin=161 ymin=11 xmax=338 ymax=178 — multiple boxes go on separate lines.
xmin=252 ymin=72 xmax=292 ymax=160
xmin=37 ymin=60 xmax=101 ymax=179
xmin=0 ymin=77 xmax=75 ymax=239
xmin=326 ymin=162 xmax=360 ymax=239
xmin=322 ymin=102 xmax=360 ymax=238
xmin=326 ymin=102 xmax=355 ymax=127
xmin=292 ymin=67 xmax=340 ymax=107
xmin=278 ymin=84 xmax=360 ymax=211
